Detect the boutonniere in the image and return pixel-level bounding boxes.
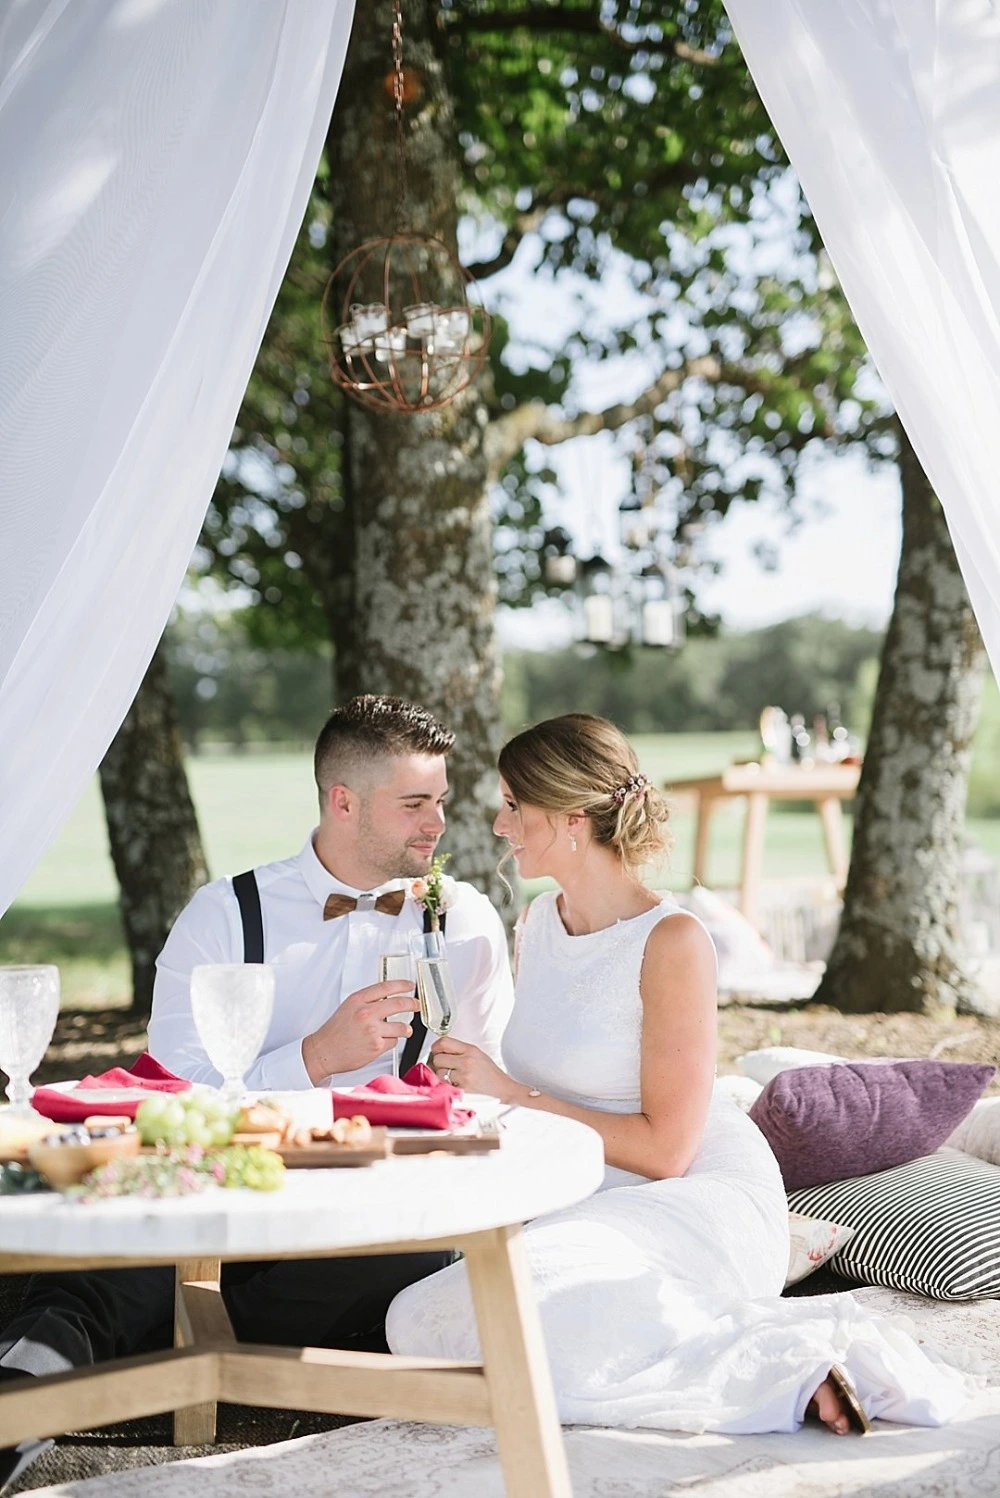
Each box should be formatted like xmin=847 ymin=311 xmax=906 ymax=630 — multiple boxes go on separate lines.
xmin=410 ymin=855 xmax=457 ymax=931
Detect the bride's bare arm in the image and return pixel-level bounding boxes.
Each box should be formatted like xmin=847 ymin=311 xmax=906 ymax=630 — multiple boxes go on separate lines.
xmin=431 ymin=911 xmax=718 ymax=1181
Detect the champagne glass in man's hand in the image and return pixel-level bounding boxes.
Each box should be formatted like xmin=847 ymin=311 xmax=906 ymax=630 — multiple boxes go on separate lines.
xmin=302 ymin=981 xmax=419 ymax=1084
xmin=379 ymin=950 xmax=418 ymax=1077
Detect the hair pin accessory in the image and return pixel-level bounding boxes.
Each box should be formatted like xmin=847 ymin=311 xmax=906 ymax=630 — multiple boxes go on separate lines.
xmin=613 ymin=773 xmax=651 ymax=805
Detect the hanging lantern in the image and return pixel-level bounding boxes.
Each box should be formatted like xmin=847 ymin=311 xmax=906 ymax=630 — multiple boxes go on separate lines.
xmin=579 ymin=553 xmax=615 ymax=643
xmin=322 ymin=4 xmax=490 ymax=414
xmin=638 ymin=562 xmax=686 ymax=649
xmin=542 ymin=526 xmax=577 ymax=586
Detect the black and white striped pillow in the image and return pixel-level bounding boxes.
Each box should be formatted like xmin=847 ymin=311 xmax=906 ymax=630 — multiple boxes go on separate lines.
xmin=787 ymin=1147 xmax=1000 ymax=1300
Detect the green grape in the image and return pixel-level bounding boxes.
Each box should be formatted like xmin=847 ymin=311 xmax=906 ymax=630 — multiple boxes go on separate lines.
xmin=208 ymin=1118 xmax=233 ymax=1147
xmin=183 ymin=1108 xmax=206 ymax=1139
xmin=161 ymin=1099 xmax=187 ymax=1132
xmin=136 ymin=1096 xmax=172 ymax=1145
xmin=215 ymin=1144 xmax=285 ymax=1192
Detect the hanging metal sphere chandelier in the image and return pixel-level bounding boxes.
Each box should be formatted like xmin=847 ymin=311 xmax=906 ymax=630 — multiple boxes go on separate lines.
xmin=321 ymin=4 xmax=491 ymax=415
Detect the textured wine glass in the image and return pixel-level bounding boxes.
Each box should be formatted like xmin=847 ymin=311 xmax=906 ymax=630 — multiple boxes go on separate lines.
xmin=0 ymin=966 xmax=60 ymax=1117
xmin=190 ymin=964 xmax=275 ymax=1106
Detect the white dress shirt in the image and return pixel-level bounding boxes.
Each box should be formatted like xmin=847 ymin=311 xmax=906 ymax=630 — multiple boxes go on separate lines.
xmin=148 ymin=834 xmax=514 ymax=1091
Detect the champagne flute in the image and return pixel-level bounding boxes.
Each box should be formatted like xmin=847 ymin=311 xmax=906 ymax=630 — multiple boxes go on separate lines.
xmin=379 ymin=950 xmax=417 ymax=1078
xmin=0 ymin=966 xmax=60 ymax=1117
xmin=416 ymin=956 xmax=455 ymax=1039
xmin=190 ymin=964 xmax=275 ymax=1107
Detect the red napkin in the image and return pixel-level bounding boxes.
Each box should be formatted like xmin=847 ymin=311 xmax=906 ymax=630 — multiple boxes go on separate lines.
xmin=31 ymin=1053 xmax=191 ymax=1123
xmin=332 ymin=1063 xmax=474 ymax=1130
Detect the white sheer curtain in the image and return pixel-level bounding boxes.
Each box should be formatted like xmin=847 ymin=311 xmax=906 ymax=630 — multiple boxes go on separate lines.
xmin=724 ymin=0 xmax=1000 ymax=674
xmin=0 ymin=0 xmax=354 ymax=915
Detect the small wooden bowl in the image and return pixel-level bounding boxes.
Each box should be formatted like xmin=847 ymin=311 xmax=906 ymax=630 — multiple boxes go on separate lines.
xmin=28 ymin=1129 xmax=140 ymax=1188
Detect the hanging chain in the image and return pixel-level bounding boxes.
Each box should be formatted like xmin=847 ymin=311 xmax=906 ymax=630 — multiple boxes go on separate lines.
xmin=391 ymin=0 xmax=409 ymax=225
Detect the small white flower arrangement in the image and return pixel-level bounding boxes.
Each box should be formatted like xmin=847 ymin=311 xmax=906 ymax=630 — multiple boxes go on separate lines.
xmin=410 ymin=855 xmax=457 ymax=931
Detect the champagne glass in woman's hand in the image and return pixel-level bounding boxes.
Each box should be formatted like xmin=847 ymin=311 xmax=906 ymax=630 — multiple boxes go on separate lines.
xmin=0 ymin=966 xmax=60 ymax=1117
xmin=416 ymin=955 xmax=455 ymax=1039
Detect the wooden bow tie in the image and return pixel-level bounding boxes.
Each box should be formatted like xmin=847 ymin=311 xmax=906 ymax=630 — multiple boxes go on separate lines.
xmin=323 ymin=890 xmax=407 ymax=920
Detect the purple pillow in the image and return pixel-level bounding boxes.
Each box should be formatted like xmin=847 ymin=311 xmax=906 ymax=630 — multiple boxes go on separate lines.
xmin=749 ymin=1059 xmax=995 ymax=1191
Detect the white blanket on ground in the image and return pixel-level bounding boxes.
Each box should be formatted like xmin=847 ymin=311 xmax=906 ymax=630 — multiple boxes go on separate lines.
xmin=25 ymin=1294 xmax=1000 ymax=1498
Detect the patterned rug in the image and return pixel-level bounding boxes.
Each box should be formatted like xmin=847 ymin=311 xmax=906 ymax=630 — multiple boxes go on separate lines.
xmin=24 ymin=1290 xmax=1000 ymax=1498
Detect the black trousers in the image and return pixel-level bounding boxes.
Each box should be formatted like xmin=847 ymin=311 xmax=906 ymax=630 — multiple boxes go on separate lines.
xmin=0 ymin=1251 xmax=452 ymax=1382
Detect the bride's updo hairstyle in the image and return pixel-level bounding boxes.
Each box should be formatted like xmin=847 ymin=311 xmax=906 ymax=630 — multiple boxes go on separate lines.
xmin=498 ymin=713 xmax=671 ymax=874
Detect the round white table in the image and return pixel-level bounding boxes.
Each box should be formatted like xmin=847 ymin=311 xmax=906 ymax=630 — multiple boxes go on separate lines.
xmin=0 ymin=1109 xmax=604 ymax=1498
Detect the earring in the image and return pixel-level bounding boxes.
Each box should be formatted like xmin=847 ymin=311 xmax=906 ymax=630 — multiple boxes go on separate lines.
xmin=569 ymin=834 xmax=577 ymax=853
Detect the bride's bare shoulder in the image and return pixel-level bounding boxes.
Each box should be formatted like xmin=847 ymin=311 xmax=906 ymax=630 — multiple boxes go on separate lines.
xmin=643 ymin=908 xmax=716 ymax=980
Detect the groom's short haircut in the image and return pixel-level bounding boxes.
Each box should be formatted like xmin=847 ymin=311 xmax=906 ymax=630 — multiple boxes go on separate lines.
xmin=314 ymin=694 xmax=455 ymax=800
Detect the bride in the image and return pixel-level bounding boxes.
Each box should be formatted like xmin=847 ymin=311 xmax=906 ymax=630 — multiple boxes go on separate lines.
xmin=386 ymin=713 xmax=968 ymax=1435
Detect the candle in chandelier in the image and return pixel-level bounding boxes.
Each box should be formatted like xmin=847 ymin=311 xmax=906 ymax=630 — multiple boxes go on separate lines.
xmin=433 ymin=308 xmax=471 ymax=352
xmin=374 ymin=326 xmax=407 ymax=363
xmin=351 ymin=303 xmax=389 ymax=344
xmin=404 ymin=303 xmax=437 ymax=338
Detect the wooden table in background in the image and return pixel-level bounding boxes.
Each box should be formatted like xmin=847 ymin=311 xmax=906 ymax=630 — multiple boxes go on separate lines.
xmin=667 ymin=761 xmax=862 ymax=929
xmin=0 ymin=1110 xmax=604 ymax=1498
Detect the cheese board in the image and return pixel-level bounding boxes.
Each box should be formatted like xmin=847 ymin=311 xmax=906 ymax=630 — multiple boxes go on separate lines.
xmin=388 ymin=1130 xmax=500 ymax=1155
xmin=275 ymin=1128 xmax=390 ymax=1168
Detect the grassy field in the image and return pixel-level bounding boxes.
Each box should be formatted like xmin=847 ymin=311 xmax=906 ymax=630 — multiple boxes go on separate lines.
xmin=4 ymin=734 xmax=1000 ymax=1008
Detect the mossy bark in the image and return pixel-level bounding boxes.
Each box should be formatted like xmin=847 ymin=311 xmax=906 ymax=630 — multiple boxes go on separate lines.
xmin=814 ymin=422 xmax=986 ymax=1014
xmin=98 ymin=642 xmax=209 ymax=1018
xmin=324 ymin=0 xmax=504 ymax=899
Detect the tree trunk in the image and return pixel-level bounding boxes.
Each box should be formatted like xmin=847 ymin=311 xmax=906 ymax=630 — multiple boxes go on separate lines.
xmin=324 ymin=0 xmax=504 ymax=899
xmin=99 ymin=642 xmax=209 ymax=1018
xmin=814 ymin=421 xmax=987 ymax=1014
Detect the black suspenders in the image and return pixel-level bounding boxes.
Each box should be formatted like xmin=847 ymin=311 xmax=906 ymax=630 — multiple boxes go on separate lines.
xmin=232 ymin=870 xmax=264 ymax=963
xmin=230 ymin=870 xmax=442 ymax=1077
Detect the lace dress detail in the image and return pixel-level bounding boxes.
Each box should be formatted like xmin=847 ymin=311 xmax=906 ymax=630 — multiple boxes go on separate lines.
xmin=387 ymin=891 xmax=969 ymax=1433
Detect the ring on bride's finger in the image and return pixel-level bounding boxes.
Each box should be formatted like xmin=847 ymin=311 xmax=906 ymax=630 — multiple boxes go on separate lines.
xmin=441 ymin=1067 xmax=454 ymax=1084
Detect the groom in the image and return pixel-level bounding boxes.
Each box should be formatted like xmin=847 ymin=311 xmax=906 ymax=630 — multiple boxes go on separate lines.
xmin=0 ymin=694 xmax=513 ymax=1491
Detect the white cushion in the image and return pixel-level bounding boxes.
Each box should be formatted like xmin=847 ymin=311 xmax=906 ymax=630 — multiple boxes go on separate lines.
xmin=679 ymin=886 xmax=774 ymax=972
xmin=737 ymin=1045 xmax=846 ymax=1085
xmin=713 ymin=1074 xmax=763 ymax=1112
xmin=945 ymin=1097 xmax=1000 ymax=1164
xmin=785 ymin=1211 xmax=854 ymax=1287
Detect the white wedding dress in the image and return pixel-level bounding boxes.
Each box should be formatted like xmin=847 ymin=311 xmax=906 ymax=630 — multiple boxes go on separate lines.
xmin=386 ymin=892 xmax=968 ymax=1432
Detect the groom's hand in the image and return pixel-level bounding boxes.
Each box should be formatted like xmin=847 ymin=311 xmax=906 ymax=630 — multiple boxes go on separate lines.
xmin=302 ymin=982 xmax=419 ymax=1084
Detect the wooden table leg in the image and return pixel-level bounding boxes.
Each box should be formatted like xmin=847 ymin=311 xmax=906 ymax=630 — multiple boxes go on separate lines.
xmin=817 ymin=795 xmax=849 ymax=889
xmin=463 ymin=1225 xmax=571 ymax=1498
xmin=692 ymin=792 xmax=714 ymax=888
xmin=739 ymin=791 xmax=769 ymax=928
xmin=173 ymin=1258 xmax=232 ymax=1445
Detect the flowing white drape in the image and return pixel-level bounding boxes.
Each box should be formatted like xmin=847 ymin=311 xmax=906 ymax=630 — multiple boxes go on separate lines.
xmin=0 ymin=0 xmax=354 ymax=916
xmin=723 ymin=0 xmax=1000 ymax=679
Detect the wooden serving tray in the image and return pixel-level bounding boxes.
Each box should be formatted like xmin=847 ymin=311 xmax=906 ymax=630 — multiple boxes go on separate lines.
xmin=275 ymin=1128 xmax=501 ymax=1167
xmin=132 ymin=1127 xmax=500 ymax=1171
xmin=276 ymin=1128 xmax=390 ymax=1168
xmin=389 ymin=1131 xmax=500 ymax=1155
